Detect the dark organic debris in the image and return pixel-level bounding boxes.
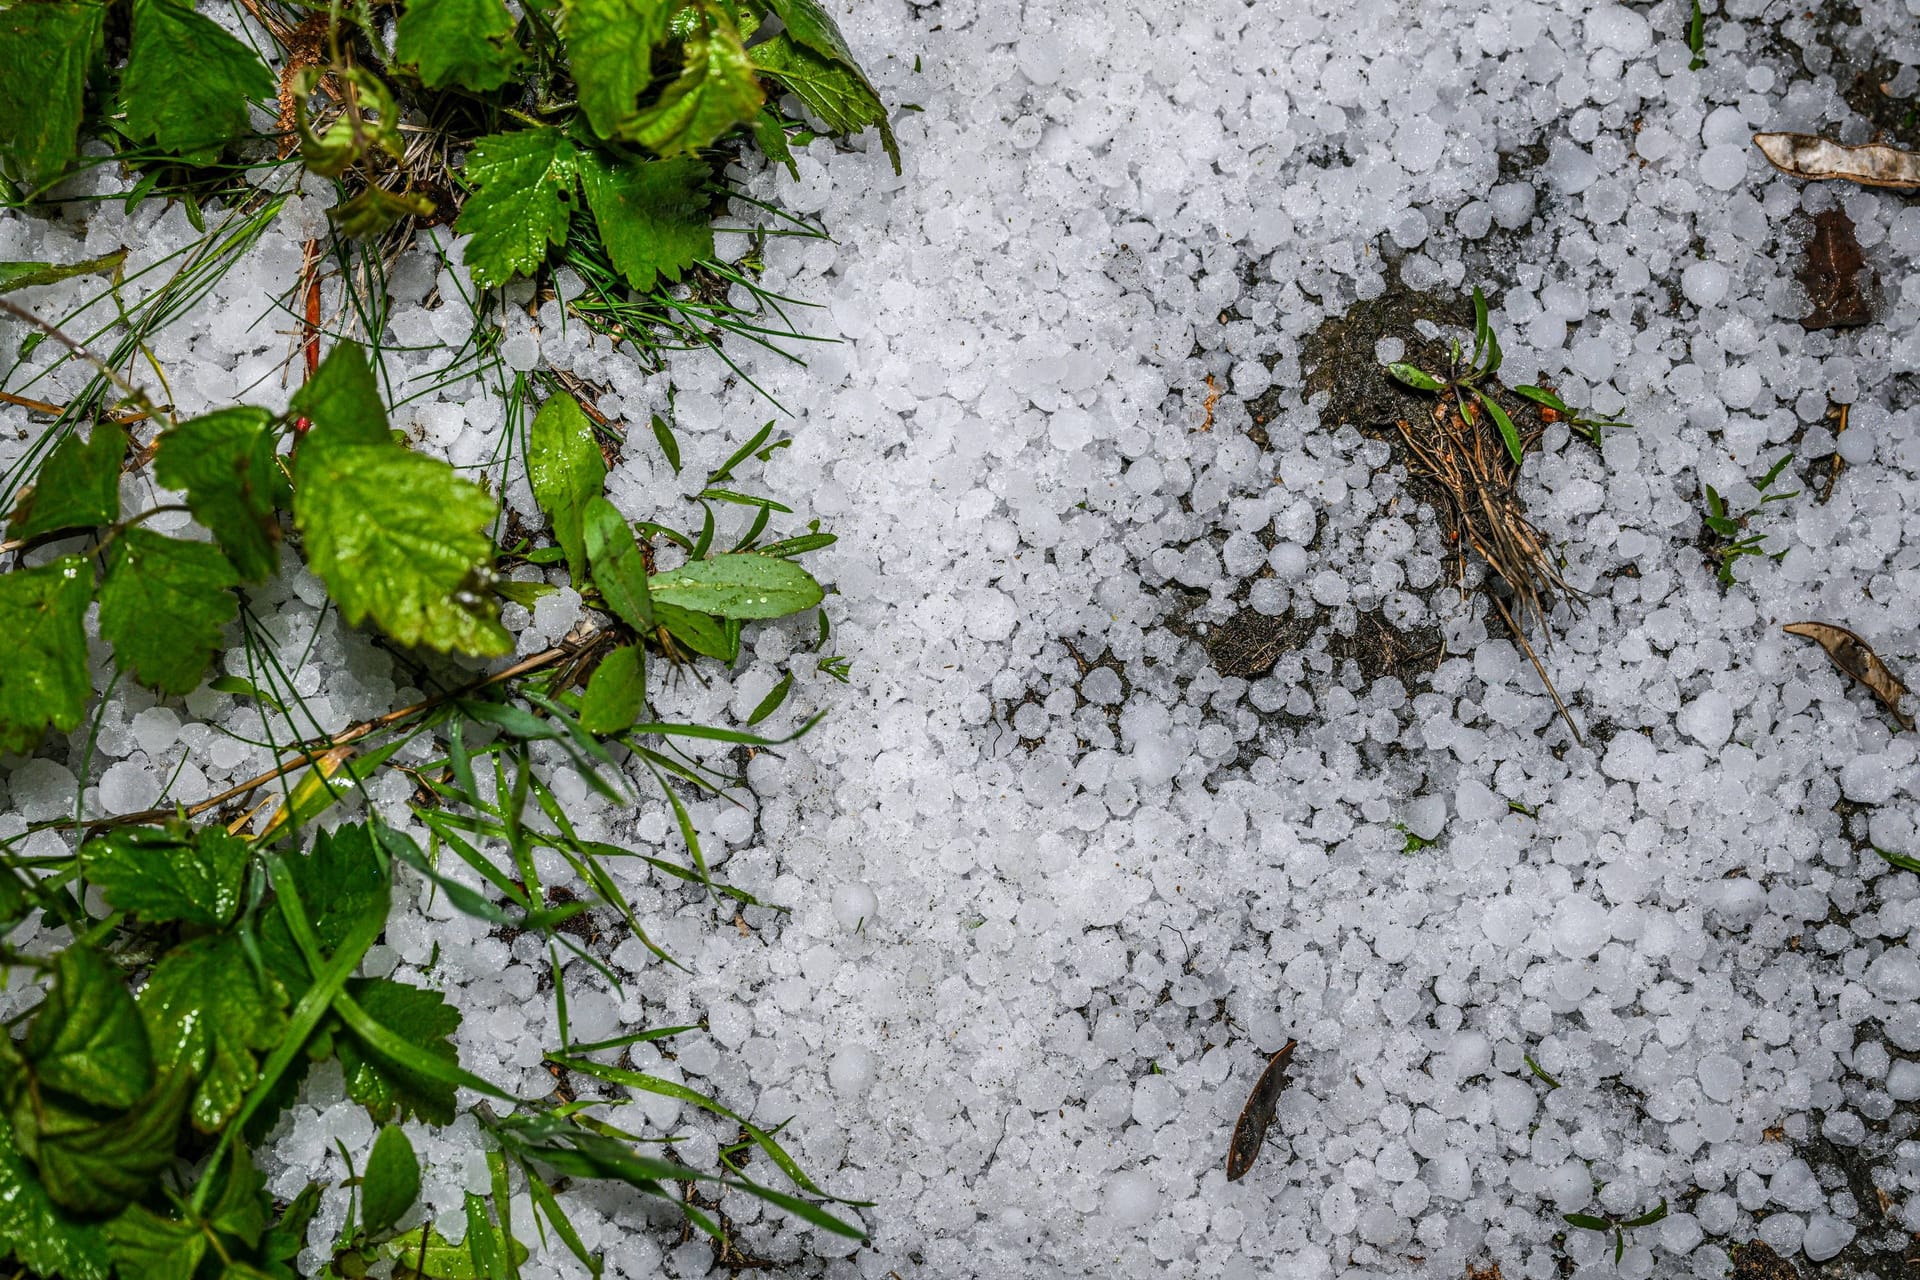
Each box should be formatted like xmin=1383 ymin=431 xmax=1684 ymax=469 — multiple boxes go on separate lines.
xmin=1226 ymin=1039 xmax=1297 ymax=1182
xmin=1728 ymin=1239 xmax=1802 ymax=1280
xmin=1753 ymin=131 xmax=1920 ymax=190
xmin=1206 ymin=610 xmax=1294 ymax=679
xmin=1799 ymin=207 xmax=1877 ymax=330
xmin=1783 ymin=621 xmax=1914 ymax=731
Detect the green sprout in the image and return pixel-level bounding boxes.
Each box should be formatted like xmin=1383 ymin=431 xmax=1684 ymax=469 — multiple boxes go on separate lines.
xmin=1386 ymin=287 xmax=1526 ymax=466
xmin=1703 ymin=453 xmax=1799 ymax=585
xmin=1564 ymin=1198 xmax=1668 ymax=1265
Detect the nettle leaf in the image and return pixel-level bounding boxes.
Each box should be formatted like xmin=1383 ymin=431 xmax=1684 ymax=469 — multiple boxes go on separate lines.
xmin=751 ymin=34 xmax=896 ymax=171
xmin=455 ymin=130 xmax=579 ymax=291
xmin=123 ymin=0 xmax=273 ymax=161
xmin=361 ymin=1124 xmax=422 ymax=1236
xmin=562 ymin=0 xmax=676 ymax=141
xmin=0 ymin=555 xmax=92 ymax=753
xmin=9 ymin=423 xmax=123 ymax=539
xmin=584 ymin=496 xmax=654 ymax=631
xmin=649 ymin=552 xmax=823 ymax=619
xmin=578 ymin=643 xmax=644 ymax=734
xmin=293 ymin=345 xmax=510 ymax=656
xmin=99 ymin=529 xmax=239 ymax=695
xmin=259 ymin=822 xmax=393 ymax=991
xmin=628 ymin=1 xmax=764 ymax=156
xmin=81 ymin=823 xmax=250 ymax=928
xmin=394 ymin=0 xmax=523 ymax=91
xmin=154 ymin=407 xmax=285 ymax=581
xmin=527 ymin=390 xmax=605 ymax=583
xmin=104 ymin=1205 xmax=206 ymax=1280
xmin=0 ymin=1122 xmax=112 ymax=1280
xmin=22 ymin=946 xmax=152 ymax=1111
xmin=0 ymin=0 xmax=104 ymax=187
xmin=24 ymin=1069 xmax=193 ymax=1216
xmin=578 ymin=151 xmax=713 ymax=291
xmin=138 ymin=934 xmax=287 ymax=1131
xmin=337 ymin=978 xmax=463 ymax=1125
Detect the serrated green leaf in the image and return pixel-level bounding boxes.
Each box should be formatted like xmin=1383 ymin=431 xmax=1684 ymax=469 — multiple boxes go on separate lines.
xmin=561 ymin=0 xmax=676 ymax=141
xmin=99 ymin=529 xmax=239 ymax=695
xmin=104 ymin=1204 xmax=206 ymax=1280
xmin=336 ymin=978 xmax=464 ymax=1125
xmin=627 ymin=2 xmax=764 ymax=156
xmin=290 ymin=338 xmax=389 ymax=447
xmin=259 ymin=823 xmax=392 ymax=991
xmin=455 ymin=130 xmax=580 ymax=290
xmin=526 ymin=390 xmax=604 ymax=583
xmin=577 ymin=151 xmax=713 ymax=291
xmin=21 ymin=1068 xmax=193 ymax=1216
xmin=0 ymin=0 xmax=104 ymax=188
xmin=1385 ymin=362 xmax=1445 ymax=392
xmin=123 ymin=0 xmax=273 ymax=162
xmin=648 ymin=553 xmax=822 ymax=619
xmin=9 ymin=423 xmax=123 ymax=539
xmin=0 ymin=554 xmax=92 ymax=753
xmin=750 ymin=33 xmax=896 ymax=171
xmin=139 ymin=934 xmax=287 ymax=1132
xmin=207 ymin=1143 xmax=270 ymax=1249
xmin=22 ymin=946 xmax=151 ymax=1111
xmin=81 ymin=823 xmax=249 ymax=928
xmin=584 ymin=496 xmax=654 ymax=631
xmin=0 ymin=1120 xmax=111 ymax=1280
xmin=361 ymin=1125 xmax=421 ymax=1236
xmin=154 ymin=407 xmax=284 ymax=581
xmin=578 ymin=643 xmax=644 ymax=734
xmin=294 ymin=345 xmax=510 ymax=656
xmin=394 ymin=0 xmax=523 ymax=91
xmin=0 ymin=249 xmax=124 ymax=295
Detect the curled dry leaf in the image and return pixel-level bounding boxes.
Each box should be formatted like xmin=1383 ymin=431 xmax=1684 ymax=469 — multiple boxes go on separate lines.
xmin=1783 ymin=621 xmax=1914 ymax=731
xmin=1226 ymin=1039 xmax=1296 ymax=1182
xmin=1752 ymin=132 xmax=1920 ymax=190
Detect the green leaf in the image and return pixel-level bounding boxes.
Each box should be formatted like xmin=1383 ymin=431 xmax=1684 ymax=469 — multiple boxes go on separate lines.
xmin=577 ymin=151 xmax=714 ymax=291
xmin=526 ymin=390 xmax=605 ymax=584
xmin=210 ymin=674 xmax=287 ymax=714
xmin=758 ymin=0 xmax=894 ymax=169
xmin=9 ymin=423 xmax=123 ymax=539
xmin=561 ymin=0 xmax=676 ymax=142
xmin=1511 ymin=384 xmax=1568 ymax=413
xmin=1622 ymin=1199 xmax=1669 ymax=1228
xmin=0 ymin=555 xmax=92 ymax=754
xmin=104 ymin=1205 xmax=206 ymax=1280
xmin=584 ymin=496 xmax=654 ymax=631
xmin=206 ymin=1143 xmax=271 ymax=1249
xmin=259 ymin=822 xmax=393 ymax=991
xmin=0 ymin=0 xmax=104 ymax=188
xmin=394 ymin=0 xmax=522 ymax=90
xmin=753 ymin=110 xmax=799 ymax=178
xmin=0 ymin=1121 xmax=111 ymax=1280
xmin=1688 ymin=0 xmax=1707 ymax=69
xmin=578 ymin=643 xmax=644 ymax=734
xmin=1384 ymin=362 xmax=1445 ymax=393
xmin=290 ymin=339 xmax=389 ymax=447
xmin=648 ymin=552 xmax=822 ymax=619
xmin=20 ymin=1069 xmax=193 ymax=1216
xmin=294 ymin=345 xmax=510 ymax=656
xmin=1876 ymin=845 xmax=1920 ymax=874
xmin=1472 ymin=389 xmax=1524 ymax=468
xmin=1562 ymin=1213 xmax=1610 ymax=1231
xmin=627 ymin=2 xmax=764 ymax=156
xmin=653 ymin=601 xmax=731 ymax=660
xmin=0 ymin=249 xmax=125 ymax=294
xmin=139 ymin=934 xmax=288 ymax=1132
xmin=361 ymin=1125 xmax=421 ymax=1236
xmin=336 ymin=979 xmax=464 ymax=1125
xmin=493 ymin=578 xmax=556 ymax=608
xmin=750 ymin=34 xmax=895 ymax=171
xmin=123 ymin=0 xmax=273 ymax=162
xmin=81 ymin=823 xmax=249 ymax=928
xmin=386 ymin=1220 xmax=528 ymax=1279
xmin=99 ymin=529 xmax=239 ymax=695
xmin=455 ymin=130 xmax=580 ymax=290
xmin=22 ymin=946 xmax=151 ymax=1111
xmin=1756 ymin=453 xmax=1794 ymax=492
xmin=746 ymin=671 xmax=793 ymax=726
xmin=154 ymin=407 xmax=285 ymax=581
xmin=650 ymin=413 xmax=681 ymax=472
xmin=263 ymin=1182 xmax=320 ymax=1277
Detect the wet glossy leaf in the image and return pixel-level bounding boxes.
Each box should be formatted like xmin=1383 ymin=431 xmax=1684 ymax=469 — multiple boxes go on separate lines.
xmin=9 ymin=423 xmax=123 ymax=539
xmin=154 ymin=407 xmax=284 ymax=581
xmin=562 ymin=0 xmax=676 ymax=141
xmin=0 ymin=555 xmax=92 ymax=754
xmin=648 ymin=552 xmax=823 ymax=619
xmin=99 ymin=529 xmax=239 ymax=695
xmin=0 ymin=0 xmax=104 ymax=187
xmin=123 ymin=0 xmax=273 ymax=161
xmin=361 ymin=1125 xmax=422 ymax=1236
xmin=627 ymin=1 xmax=763 ymax=156
xmin=578 ymin=643 xmax=645 ymax=734
xmin=527 ymin=390 xmax=604 ymax=583
xmin=584 ymin=496 xmax=654 ymax=631
xmin=578 ymin=151 xmax=713 ymax=291
xmin=81 ymin=823 xmax=249 ymax=928
xmin=138 ymin=934 xmax=287 ymax=1131
xmin=394 ymin=0 xmax=523 ymax=91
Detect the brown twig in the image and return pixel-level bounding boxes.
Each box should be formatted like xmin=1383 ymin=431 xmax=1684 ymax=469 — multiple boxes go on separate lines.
xmin=1821 ymin=401 xmax=1849 ymax=503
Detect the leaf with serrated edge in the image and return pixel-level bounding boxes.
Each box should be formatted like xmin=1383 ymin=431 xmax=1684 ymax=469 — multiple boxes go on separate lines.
xmin=0 ymin=0 xmax=104 ymax=187
xmin=24 ymin=1068 xmax=193 ymax=1216
xmin=336 ymin=977 xmax=464 ymax=1125
xmin=82 ymin=824 xmax=249 ymax=928
xmin=563 ymin=0 xmax=676 ymax=140
xmin=23 ymin=946 xmax=152 ymax=1111
xmin=628 ymin=2 xmax=764 ymax=155
xmin=104 ymin=1205 xmax=206 ymax=1280
xmin=455 ymin=130 xmax=580 ymax=290
xmin=394 ymin=0 xmax=522 ymax=90
xmin=0 ymin=556 xmax=92 ymax=754
xmin=154 ymin=407 xmax=284 ymax=581
xmin=578 ymin=151 xmax=714 ymax=291
xmin=0 ymin=1122 xmax=112 ymax=1280
xmin=751 ymin=34 xmax=896 ymax=170
xmin=649 ymin=553 xmax=823 ymax=619
xmin=527 ymin=390 xmax=604 ymax=583
xmin=123 ymin=0 xmax=273 ymax=161
xmin=138 ymin=934 xmax=287 ymax=1131
xmin=579 ymin=643 xmax=645 ymax=733
xmin=10 ymin=423 xmax=123 ymax=539
xmin=99 ymin=529 xmax=239 ymax=695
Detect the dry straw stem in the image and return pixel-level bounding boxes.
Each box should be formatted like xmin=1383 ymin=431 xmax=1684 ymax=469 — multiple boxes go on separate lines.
xmin=1395 ymin=396 xmax=1583 ymax=742
xmin=1752 ymin=132 xmax=1920 ymax=190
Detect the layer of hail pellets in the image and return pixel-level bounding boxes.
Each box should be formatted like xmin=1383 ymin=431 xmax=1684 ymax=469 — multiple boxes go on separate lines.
xmin=6 ymin=0 xmax=1920 ymax=1276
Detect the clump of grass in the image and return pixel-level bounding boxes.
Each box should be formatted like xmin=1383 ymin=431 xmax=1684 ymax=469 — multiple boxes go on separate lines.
xmin=1703 ymin=453 xmax=1798 ymax=585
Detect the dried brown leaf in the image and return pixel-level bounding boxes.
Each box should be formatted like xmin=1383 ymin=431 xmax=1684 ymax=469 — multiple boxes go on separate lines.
xmin=1226 ymin=1040 xmax=1296 ymax=1182
xmin=1798 ymin=207 xmax=1877 ymax=330
xmin=1783 ymin=621 xmax=1914 ymax=730
xmin=1752 ymin=132 xmax=1920 ymax=190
